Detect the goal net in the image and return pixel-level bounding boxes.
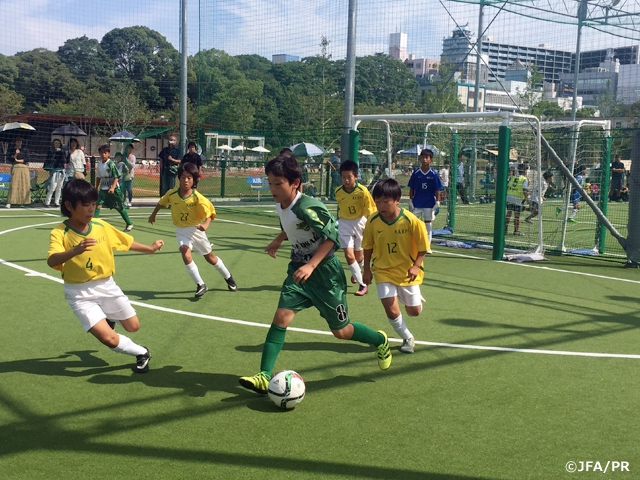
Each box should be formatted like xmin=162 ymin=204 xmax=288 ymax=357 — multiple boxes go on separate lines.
xmin=353 ymin=113 xmax=612 ymax=258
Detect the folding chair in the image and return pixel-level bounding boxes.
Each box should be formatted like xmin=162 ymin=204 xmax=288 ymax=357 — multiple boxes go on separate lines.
xmin=30 ymin=170 xmax=47 ymax=204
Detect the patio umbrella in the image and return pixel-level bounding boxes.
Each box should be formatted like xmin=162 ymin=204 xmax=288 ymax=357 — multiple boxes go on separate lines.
xmin=250 ymin=146 xmax=270 ymax=153
xmin=109 ymin=130 xmax=139 ymax=142
xmin=232 ymin=145 xmax=247 ymax=151
xmin=359 ymin=149 xmax=374 ymax=155
xmin=290 ymin=142 xmax=326 ymax=157
xmin=52 ymin=124 xmax=87 ymax=136
xmin=0 ymin=122 xmax=36 ymax=142
xmin=217 ymin=145 xmax=233 ymax=151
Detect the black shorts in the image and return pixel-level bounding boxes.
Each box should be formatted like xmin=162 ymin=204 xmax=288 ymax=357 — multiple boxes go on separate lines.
xmin=507 ymin=202 xmax=524 ymax=213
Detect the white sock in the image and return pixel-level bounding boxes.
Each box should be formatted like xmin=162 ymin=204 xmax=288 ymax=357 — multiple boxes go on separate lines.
xmin=425 ymin=222 xmax=433 ymax=246
xmin=110 ymin=334 xmax=146 ymax=356
xmin=358 ymin=259 xmax=364 ymax=268
xmin=569 ymin=208 xmax=578 ymax=218
xmin=388 ymin=315 xmax=412 ymax=340
xmin=347 ymin=261 xmax=364 ymax=287
xmin=185 ymin=261 xmax=204 ymax=285
xmin=213 ymin=257 xmax=231 ymax=279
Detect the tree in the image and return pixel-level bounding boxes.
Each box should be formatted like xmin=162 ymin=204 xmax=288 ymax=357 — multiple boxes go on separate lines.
xmin=0 ymin=54 xmax=18 ymax=88
xmin=418 ymin=63 xmax=465 ymax=113
xmin=530 ymin=100 xmax=565 ymax=120
xmin=57 ymin=36 xmax=113 ymax=87
xmin=100 ymin=26 xmax=180 ymax=109
xmin=594 ymin=81 xmax=623 ymax=118
xmin=13 ymin=49 xmax=85 ymax=111
xmin=516 ymin=65 xmax=543 ymax=111
xmin=355 ymin=53 xmax=419 ymax=107
xmin=0 ymin=85 xmax=23 ymax=120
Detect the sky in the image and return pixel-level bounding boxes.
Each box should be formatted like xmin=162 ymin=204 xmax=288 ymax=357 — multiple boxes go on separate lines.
xmin=1 ymin=0 xmax=638 ymax=61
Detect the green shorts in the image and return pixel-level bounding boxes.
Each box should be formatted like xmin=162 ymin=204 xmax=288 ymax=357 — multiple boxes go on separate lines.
xmin=278 ymin=255 xmax=349 ymax=331
xmin=97 ymin=188 xmax=124 ymax=210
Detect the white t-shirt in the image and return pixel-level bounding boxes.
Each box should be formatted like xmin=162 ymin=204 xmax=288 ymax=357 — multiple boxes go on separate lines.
xmin=66 ymin=149 xmax=85 ymax=176
xmin=439 ymin=167 xmax=449 ymax=187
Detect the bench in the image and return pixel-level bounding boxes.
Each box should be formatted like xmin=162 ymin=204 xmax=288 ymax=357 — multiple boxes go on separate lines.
xmin=0 ymin=173 xmax=10 ymax=201
xmin=247 ymin=176 xmax=269 ymax=200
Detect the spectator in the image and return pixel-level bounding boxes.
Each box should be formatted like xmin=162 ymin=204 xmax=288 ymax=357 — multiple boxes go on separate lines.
xmin=11 ymin=137 xmax=30 ymax=163
xmin=438 ymin=160 xmax=450 ymax=204
xmin=123 ymin=143 xmax=136 ymax=207
xmin=456 ymin=154 xmax=469 ymax=204
xmin=180 ymin=141 xmax=203 ymax=176
xmin=6 ymin=153 xmax=31 ymax=208
xmin=158 ymin=135 xmax=180 ymax=196
xmin=44 ymin=139 xmax=66 ymax=207
xmin=610 ymin=154 xmax=625 ymax=202
xmin=66 ymin=138 xmax=86 ymax=180
xmin=328 ymin=149 xmax=341 ymax=200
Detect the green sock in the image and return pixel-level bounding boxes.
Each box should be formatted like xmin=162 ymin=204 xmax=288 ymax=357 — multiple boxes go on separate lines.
xmin=94 ymin=208 xmax=101 ymax=218
xmin=117 ymin=205 xmax=132 ymax=225
xmin=350 ymin=322 xmax=384 ymax=346
xmin=259 ymin=324 xmax=287 ymax=376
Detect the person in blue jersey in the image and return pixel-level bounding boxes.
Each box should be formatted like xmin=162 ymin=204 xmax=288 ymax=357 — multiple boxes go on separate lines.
xmin=148 ymin=162 xmax=236 ymax=298
xmin=407 ymin=148 xmax=442 ymax=253
xmin=238 ymin=154 xmax=392 ymax=395
xmin=47 ymin=179 xmax=164 ymax=373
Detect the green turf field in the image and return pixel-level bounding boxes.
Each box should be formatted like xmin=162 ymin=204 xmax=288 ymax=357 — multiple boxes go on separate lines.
xmin=1 ymin=206 xmax=639 ymax=479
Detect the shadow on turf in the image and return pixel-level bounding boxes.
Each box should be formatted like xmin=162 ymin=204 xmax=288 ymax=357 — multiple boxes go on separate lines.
xmin=236 ymin=341 xmax=373 ymax=354
xmin=0 ymin=350 xmax=131 ymax=377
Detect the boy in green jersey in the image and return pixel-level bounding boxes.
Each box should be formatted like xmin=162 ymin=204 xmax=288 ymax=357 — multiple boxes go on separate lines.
xmin=239 ymin=154 xmax=392 ymax=394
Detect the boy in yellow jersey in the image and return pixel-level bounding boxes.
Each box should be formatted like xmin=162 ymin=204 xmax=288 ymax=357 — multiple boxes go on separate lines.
xmin=47 ymin=179 xmax=164 ymax=373
xmin=505 ymin=163 xmax=529 ymax=236
xmin=335 ymin=160 xmax=376 ymax=296
xmin=238 ymin=154 xmax=391 ymax=395
xmin=362 ymin=178 xmax=429 ymax=354
xmin=148 ymin=162 xmax=237 ymax=298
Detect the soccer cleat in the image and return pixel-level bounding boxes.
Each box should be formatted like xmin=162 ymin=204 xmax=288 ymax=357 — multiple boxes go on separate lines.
xmin=400 ymin=337 xmax=415 ymax=354
xmin=127 ymin=202 xmax=132 ymax=208
xmin=354 ymin=284 xmax=368 ymax=296
xmin=106 ymin=319 xmax=116 ymax=330
xmin=376 ymin=330 xmax=392 ymax=370
xmin=350 ymin=275 xmax=357 ymax=284
xmin=524 ymin=217 xmax=533 ymax=224
xmin=513 ymin=231 xmax=525 ymax=236
xmin=124 ymin=224 xmax=134 ymax=232
xmin=567 ymin=217 xmax=576 ymax=223
xmin=555 ymin=207 xmax=562 ymax=217
xmin=238 ymin=372 xmax=270 ymax=394
xmin=426 ymin=249 xmax=433 ymax=254
xmin=195 ymin=283 xmax=208 ymax=298
xmin=225 ymin=275 xmax=237 ymax=291
xmin=133 ymin=347 xmax=150 ymax=373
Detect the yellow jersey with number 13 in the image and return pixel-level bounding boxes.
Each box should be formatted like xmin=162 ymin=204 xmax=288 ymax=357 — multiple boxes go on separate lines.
xmin=48 ymin=219 xmax=134 ymax=284
xmin=362 ymin=208 xmax=428 ymax=286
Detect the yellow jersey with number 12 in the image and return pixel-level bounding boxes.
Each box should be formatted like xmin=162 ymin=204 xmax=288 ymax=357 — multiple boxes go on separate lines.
xmin=48 ymin=219 xmax=134 ymax=284
xmin=362 ymin=208 xmax=428 ymax=286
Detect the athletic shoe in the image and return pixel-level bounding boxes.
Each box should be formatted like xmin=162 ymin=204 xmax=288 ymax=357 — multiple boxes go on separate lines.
xmin=513 ymin=231 xmax=524 ymax=236
xmin=133 ymin=347 xmax=150 ymax=373
xmin=567 ymin=217 xmax=576 ymax=223
xmin=376 ymin=330 xmax=392 ymax=370
xmin=225 ymin=275 xmax=237 ymax=291
xmin=400 ymin=337 xmax=415 ymax=354
xmin=127 ymin=202 xmax=132 ymax=208
xmin=350 ymin=275 xmax=357 ymax=284
xmin=124 ymin=224 xmax=134 ymax=232
xmin=426 ymin=249 xmax=433 ymax=254
xmin=195 ymin=283 xmax=208 ymax=298
xmin=354 ymin=284 xmax=368 ymax=296
xmin=106 ymin=319 xmax=116 ymax=330
xmin=5 ymin=204 xmax=10 ymax=209
xmin=238 ymin=372 xmax=270 ymax=394
xmin=524 ymin=217 xmax=533 ymax=224
xmin=555 ymin=207 xmax=562 ymax=217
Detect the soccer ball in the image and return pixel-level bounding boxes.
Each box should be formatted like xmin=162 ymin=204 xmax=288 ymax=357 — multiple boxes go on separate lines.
xmin=267 ymin=370 xmax=306 ymax=410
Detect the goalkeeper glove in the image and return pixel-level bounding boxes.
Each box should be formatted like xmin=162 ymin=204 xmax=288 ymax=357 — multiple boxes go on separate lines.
xmin=408 ymin=200 xmax=414 ymax=212
xmin=434 ymin=201 xmax=440 ymax=216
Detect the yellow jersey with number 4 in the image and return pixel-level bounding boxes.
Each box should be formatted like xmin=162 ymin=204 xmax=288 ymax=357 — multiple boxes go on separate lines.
xmin=362 ymin=208 xmax=428 ymax=286
xmin=48 ymin=219 xmax=134 ymax=284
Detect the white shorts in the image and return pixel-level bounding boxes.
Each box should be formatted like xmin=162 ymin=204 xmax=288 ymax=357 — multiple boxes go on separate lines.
xmin=64 ymin=277 xmax=136 ymax=332
xmin=176 ymin=226 xmax=212 ymax=255
xmin=338 ymin=216 xmax=367 ymax=250
xmin=413 ymin=207 xmax=435 ymax=222
xmin=376 ymin=282 xmax=425 ymax=307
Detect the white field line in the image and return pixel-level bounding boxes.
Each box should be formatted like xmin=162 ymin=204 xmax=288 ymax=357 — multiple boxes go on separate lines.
xmin=1 ymin=216 xmax=639 ymax=360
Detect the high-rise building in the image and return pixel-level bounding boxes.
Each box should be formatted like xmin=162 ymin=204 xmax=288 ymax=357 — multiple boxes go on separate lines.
xmin=440 ymin=25 xmax=488 ymax=84
xmin=389 ymin=32 xmax=408 ymax=61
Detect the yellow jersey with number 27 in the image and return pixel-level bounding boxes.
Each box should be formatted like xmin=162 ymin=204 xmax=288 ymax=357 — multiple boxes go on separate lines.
xmin=362 ymin=208 xmax=428 ymax=286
